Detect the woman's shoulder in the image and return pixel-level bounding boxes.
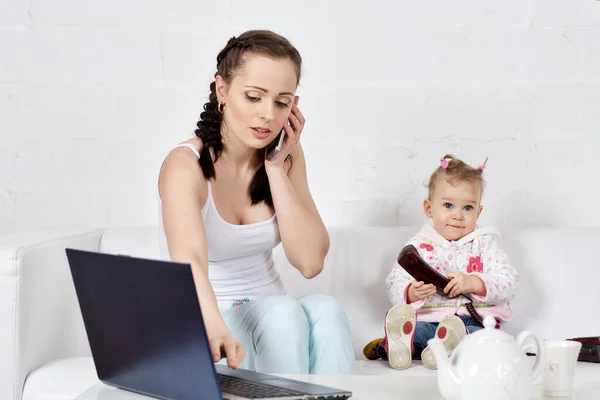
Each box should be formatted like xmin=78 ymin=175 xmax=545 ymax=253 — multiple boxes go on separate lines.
xmin=162 ymin=137 xmax=203 ymax=167
xmin=158 ymin=138 xmax=206 ymax=199
xmin=166 ymin=137 xmax=203 ymax=160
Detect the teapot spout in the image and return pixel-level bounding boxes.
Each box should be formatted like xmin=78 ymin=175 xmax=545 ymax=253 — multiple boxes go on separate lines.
xmin=427 ymin=337 xmax=461 ymax=400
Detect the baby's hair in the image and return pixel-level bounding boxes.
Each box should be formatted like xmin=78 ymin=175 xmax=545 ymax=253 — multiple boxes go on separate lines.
xmin=426 ymin=154 xmax=488 ymax=199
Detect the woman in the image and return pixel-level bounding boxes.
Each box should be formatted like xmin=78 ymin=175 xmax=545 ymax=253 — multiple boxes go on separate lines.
xmin=158 ymin=30 xmax=354 ymax=374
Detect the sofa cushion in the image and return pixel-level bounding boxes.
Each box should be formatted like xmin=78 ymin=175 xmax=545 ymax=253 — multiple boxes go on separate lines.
xmin=22 ymin=358 xmax=97 ymax=400
xmin=98 ymin=226 xmax=600 ymax=359
xmin=22 ymin=356 xmax=436 ymax=400
xmin=273 ymin=226 xmax=600 ymax=357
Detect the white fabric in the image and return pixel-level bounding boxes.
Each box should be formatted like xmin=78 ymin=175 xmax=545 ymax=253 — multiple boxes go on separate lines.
xmin=157 ymin=143 xmax=286 ymax=310
xmin=2 ymin=226 xmax=600 ymax=400
xmin=0 ymin=230 xmax=101 ymax=400
xmin=74 ymin=361 xmax=600 ymax=400
xmin=22 ymin=358 xmax=97 ymax=400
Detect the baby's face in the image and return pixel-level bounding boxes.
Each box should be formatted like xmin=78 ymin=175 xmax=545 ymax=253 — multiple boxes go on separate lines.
xmin=424 ymin=179 xmax=483 ymax=241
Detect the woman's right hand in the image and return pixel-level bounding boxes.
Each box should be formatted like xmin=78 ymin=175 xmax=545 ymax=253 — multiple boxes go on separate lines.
xmin=208 ymin=324 xmax=246 ymax=369
xmin=407 ymin=281 xmax=437 ymax=303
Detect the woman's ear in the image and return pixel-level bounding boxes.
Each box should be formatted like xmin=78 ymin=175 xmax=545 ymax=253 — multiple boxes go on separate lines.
xmin=215 ymin=75 xmax=227 ymax=103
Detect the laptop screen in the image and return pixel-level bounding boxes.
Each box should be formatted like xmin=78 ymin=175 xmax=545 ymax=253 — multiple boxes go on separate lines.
xmin=66 ymin=249 xmax=223 ymax=400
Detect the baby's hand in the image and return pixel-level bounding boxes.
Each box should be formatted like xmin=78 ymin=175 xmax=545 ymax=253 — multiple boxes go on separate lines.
xmin=407 ymin=281 xmax=437 ymax=303
xmin=444 ymin=272 xmax=477 ymax=298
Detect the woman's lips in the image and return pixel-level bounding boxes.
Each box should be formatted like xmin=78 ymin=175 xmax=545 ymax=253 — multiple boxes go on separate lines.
xmin=251 ymin=127 xmax=271 ymax=140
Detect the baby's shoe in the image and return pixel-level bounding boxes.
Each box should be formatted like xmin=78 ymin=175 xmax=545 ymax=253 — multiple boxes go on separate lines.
xmin=382 ymin=304 xmax=416 ymax=370
xmin=421 ymin=315 xmax=466 ymax=370
xmin=362 ymin=338 xmax=383 ymax=360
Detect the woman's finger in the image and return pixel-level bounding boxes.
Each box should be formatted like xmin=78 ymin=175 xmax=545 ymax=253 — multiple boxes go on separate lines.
xmin=237 ymin=341 xmax=246 ymax=364
xmin=287 ymin=111 xmax=301 ymax=136
xmin=282 ymin=121 xmax=296 ymax=148
xmin=291 ymin=102 xmax=305 ymax=126
xmin=223 ymin=337 xmax=237 ymax=369
xmin=210 ymin=339 xmax=223 ymax=362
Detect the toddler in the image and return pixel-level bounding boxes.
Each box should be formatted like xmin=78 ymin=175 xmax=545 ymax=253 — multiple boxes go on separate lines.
xmin=364 ymin=154 xmax=519 ymax=370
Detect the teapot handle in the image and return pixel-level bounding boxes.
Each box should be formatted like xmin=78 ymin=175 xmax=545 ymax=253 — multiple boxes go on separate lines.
xmin=517 ymin=330 xmax=545 ymax=380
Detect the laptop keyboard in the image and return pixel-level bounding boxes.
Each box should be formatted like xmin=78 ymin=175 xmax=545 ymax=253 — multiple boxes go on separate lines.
xmin=217 ymin=373 xmax=305 ymax=399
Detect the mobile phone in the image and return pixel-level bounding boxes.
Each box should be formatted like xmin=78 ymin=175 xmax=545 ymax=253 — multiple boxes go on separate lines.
xmin=266 ymin=122 xmax=287 ymax=160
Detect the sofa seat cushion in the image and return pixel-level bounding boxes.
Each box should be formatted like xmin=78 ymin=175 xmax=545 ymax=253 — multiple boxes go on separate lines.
xmin=22 ymin=357 xmax=97 ymax=400
xmin=21 ymin=357 xmax=437 ymax=399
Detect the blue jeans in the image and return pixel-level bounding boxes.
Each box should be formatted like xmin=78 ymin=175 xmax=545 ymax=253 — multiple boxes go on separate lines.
xmin=220 ymin=294 xmax=355 ymax=374
xmin=412 ymin=315 xmax=483 ymax=359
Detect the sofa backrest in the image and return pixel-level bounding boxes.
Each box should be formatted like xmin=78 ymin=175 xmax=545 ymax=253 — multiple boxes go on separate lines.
xmin=100 ymin=226 xmax=600 ymax=358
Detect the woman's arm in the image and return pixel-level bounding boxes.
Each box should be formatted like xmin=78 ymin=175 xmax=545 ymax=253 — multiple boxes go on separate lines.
xmin=266 ymin=143 xmax=329 ymax=279
xmin=159 ymin=147 xmax=244 ymax=368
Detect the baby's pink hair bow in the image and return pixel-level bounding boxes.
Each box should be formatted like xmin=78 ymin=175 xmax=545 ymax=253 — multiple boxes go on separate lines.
xmin=440 ymin=158 xmax=449 ymax=169
xmin=477 ymin=156 xmax=489 ymax=171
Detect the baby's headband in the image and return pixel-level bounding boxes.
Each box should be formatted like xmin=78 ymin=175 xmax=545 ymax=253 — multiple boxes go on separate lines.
xmin=440 ymin=156 xmax=488 ymax=171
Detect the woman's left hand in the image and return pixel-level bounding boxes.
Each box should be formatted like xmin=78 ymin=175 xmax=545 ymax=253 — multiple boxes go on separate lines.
xmin=444 ymin=272 xmax=476 ymax=298
xmin=265 ymin=96 xmax=305 ymax=169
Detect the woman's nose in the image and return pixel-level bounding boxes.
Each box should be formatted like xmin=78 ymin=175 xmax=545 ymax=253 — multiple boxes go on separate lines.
xmin=259 ymin=102 xmax=275 ymax=122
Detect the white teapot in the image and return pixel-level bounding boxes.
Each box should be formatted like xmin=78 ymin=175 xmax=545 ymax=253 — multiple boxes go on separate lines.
xmin=427 ymin=316 xmax=545 ymax=400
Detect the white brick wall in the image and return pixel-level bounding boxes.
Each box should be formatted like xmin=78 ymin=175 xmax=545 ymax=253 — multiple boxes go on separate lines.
xmin=1 ymin=0 xmax=599 ymax=234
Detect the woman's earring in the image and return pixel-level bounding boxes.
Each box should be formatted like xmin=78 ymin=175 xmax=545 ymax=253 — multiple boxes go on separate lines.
xmin=217 ymin=102 xmax=225 ymax=114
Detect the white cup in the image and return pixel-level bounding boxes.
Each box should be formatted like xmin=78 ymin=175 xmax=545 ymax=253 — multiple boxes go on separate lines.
xmin=541 ymin=340 xmax=582 ymax=397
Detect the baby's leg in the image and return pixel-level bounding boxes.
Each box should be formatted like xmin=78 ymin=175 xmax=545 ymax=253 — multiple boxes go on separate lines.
xmin=458 ymin=315 xmax=485 ymax=334
xmin=465 ymin=324 xmax=483 ymax=334
xmin=412 ymin=321 xmax=438 ymax=360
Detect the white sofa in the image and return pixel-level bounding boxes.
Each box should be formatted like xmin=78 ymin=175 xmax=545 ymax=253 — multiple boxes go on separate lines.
xmin=2 ymin=226 xmax=600 ymax=400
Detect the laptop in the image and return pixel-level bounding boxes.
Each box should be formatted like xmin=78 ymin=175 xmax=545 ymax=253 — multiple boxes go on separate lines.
xmin=65 ymin=248 xmax=352 ymax=400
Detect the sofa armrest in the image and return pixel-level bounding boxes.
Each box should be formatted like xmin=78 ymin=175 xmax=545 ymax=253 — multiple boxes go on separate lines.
xmin=0 ymin=229 xmax=103 ymax=400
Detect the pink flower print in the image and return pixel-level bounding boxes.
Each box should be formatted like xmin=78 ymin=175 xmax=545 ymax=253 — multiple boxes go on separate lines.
xmin=428 ymin=255 xmax=434 ymax=261
xmin=435 ymin=265 xmax=441 ymax=271
xmin=419 ymin=243 xmax=434 ymax=252
xmin=467 ymin=256 xmax=484 ymax=273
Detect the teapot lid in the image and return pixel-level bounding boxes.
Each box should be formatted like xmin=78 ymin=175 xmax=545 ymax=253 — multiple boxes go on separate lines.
xmin=473 ymin=316 xmax=513 ymax=342
xmin=482 ymin=316 xmax=497 ymax=329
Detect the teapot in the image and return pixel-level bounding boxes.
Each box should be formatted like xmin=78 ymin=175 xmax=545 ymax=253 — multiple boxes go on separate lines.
xmin=427 ymin=316 xmax=545 ymax=400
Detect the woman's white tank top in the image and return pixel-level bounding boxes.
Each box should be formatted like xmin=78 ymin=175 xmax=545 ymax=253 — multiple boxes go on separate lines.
xmin=158 ymin=143 xmax=286 ymax=310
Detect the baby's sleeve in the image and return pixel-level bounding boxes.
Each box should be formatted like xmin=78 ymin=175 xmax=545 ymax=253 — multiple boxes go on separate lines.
xmin=385 ymin=236 xmax=426 ymax=310
xmin=469 ymin=235 xmax=520 ymax=305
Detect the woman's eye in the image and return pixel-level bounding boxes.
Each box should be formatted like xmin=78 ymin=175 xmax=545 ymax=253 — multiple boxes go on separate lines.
xmin=275 ymin=101 xmax=290 ymax=108
xmin=246 ymin=96 xmax=260 ymax=102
